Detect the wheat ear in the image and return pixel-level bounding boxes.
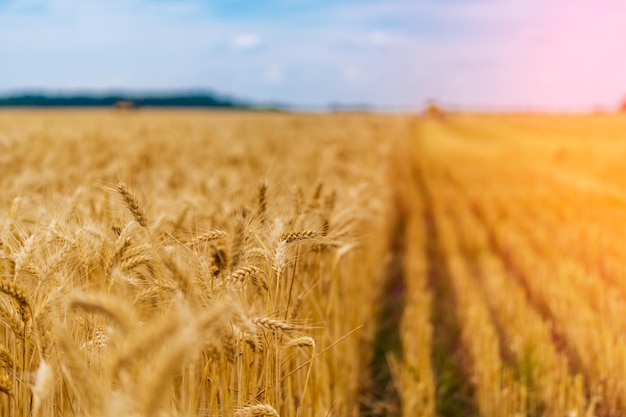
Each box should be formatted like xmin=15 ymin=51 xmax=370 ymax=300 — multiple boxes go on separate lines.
xmin=0 ymin=345 xmax=15 ymax=372
xmin=108 ymin=235 xmax=131 ymax=272
xmin=230 ymin=266 xmax=268 ymax=291
xmin=117 ymin=182 xmax=148 ymax=228
xmin=68 ymin=293 xmax=134 ymax=335
xmin=280 ymin=230 xmax=317 ymax=243
xmin=119 ymin=253 xmax=154 ymax=272
xmin=0 ymin=374 xmax=11 ymax=397
xmin=0 ymin=280 xmax=31 ymax=324
xmin=112 ymin=317 xmax=180 ymax=375
xmin=141 ymin=325 xmax=197 ymax=417
xmin=117 ymin=182 xmax=165 ymax=307
xmin=0 ymin=304 xmax=25 ymax=337
xmin=0 ymin=281 xmax=30 ymax=311
xmin=257 ymin=182 xmax=267 ymax=223
xmin=31 ymin=360 xmax=54 ymax=414
xmin=234 ymin=404 xmax=280 ymax=417
xmin=55 ymin=327 xmax=103 ymax=410
xmin=284 ymin=336 xmax=315 ymax=349
xmin=185 ymin=230 xmax=227 ymax=247
xmin=252 ymin=317 xmax=294 ymax=333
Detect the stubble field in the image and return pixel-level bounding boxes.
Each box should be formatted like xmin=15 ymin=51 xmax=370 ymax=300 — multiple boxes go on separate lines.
xmin=1 ymin=109 xmax=626 ymax=417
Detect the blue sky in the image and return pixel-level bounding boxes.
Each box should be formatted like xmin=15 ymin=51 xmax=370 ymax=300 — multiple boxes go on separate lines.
xmin=1 ymin=0 xmax=626 ymax=110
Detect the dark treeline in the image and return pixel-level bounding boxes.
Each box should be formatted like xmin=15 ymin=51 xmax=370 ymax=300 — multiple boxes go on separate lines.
xmin=0 ymin=93 xmax=250 ymax=108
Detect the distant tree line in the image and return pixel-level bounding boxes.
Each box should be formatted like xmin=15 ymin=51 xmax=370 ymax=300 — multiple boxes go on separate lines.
xmin=0 ymin=93 xmax=249 ymax=108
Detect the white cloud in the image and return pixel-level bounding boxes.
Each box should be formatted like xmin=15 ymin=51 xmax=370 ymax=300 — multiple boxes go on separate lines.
xmin=264 ymin=66 xmax=283 ymax=84
xmin=369 ymin=30 xmax=391 ymax=47
xmin=342 ymin=67 xmax=368 ymax=84
xmin=232 ymin=33 xmax=262 ymax=50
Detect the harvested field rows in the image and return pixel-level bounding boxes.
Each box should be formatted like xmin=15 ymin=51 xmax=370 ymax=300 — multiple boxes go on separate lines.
xmin=405 ymin=114 xmax=626 ymax=416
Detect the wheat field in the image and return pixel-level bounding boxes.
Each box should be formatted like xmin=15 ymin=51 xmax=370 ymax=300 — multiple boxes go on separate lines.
xmin=1 ymin=109 xmax=626 ymax=416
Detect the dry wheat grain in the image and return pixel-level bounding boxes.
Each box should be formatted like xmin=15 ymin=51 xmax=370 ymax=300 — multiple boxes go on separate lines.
xmin=68 ymin=293 xmax=134 ymax=335
xmin=252 ymin=317 xmax=294 ymax=333
xmin=185 ymin=230 xmax=227 ymax=247
xmin=0 ymin=281 xmax=31 ymax=321
xmin=31 ymin=360 xmax=53 ymax=414
xmin=0 ymin=374 xmax=12 ymax=397
xmin=117 ymin=182 xmax=148 ymax=228
xmin=0 ymin=345 xmax=15 ymax=371
xmin=0 ymin=304 xmax=25 ymax=336
xmin=141 ymin=324 xmax=197 ymax=417
xmin=258 ymin=183 xmax=268 ymax=223
xmin=234 ymin=404 xmax=280 ymax=417
xmin=230 ymin=266 xmax=268 ymax=291
xmin=119 ymin=253 xmax=154 ymax=272
xmin=284 ymin=336 xmax=315 ymax=349
xmin=279 ymin=230 xmax=317 ymax=243
xmin=112 ymin=317 xmax=180 ymax=375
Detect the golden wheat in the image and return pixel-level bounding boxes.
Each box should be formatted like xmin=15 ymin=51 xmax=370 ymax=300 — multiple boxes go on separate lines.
xmin=116 ymin=182 xmax=148 ymax=228
xmin=234 ymin=404 xmax=280 ymax=417
xmin=0 ymin=374 xmax=11 ymax=397
xmin=67 ymin=293 xmax=135 ymax=335
xmin=0 ymin=110 xmax=404 ymax=417
xmin=279 ymin=230 xmax=317 ymax=243
xmin=252 ymin=316 xmax=295 ymax=334
xmin=284 ymin=336 xmax=315 ymax=349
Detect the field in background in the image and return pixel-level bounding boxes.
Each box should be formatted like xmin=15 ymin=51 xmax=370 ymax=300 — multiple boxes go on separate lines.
xmin=408 ymin=113 xmax=626 ymax=417
xmin=2 ymin=109 xmax=626 ymax=416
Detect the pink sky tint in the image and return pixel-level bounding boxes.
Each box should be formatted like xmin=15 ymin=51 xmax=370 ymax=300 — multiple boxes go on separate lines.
xmin=503 ymin=2 xmax=626 ymax=110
